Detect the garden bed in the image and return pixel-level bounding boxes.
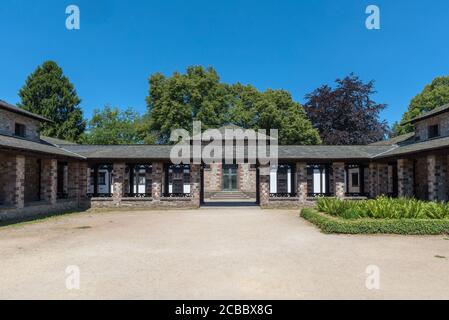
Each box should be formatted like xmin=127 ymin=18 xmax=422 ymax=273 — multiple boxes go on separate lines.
xmin=301 ymin=208 xmax=449 ymax=235
xmin=301 ymin=197 xmax=449 ymax=235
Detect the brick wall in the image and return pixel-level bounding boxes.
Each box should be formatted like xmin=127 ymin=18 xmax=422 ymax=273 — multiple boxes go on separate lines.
xmin=398 ymin=159 xmax=414 ymax=198
xmin=0 ymin=109 xmax=41 ymax=141
xmin=414 ymin=113 xmax=449 ymax=141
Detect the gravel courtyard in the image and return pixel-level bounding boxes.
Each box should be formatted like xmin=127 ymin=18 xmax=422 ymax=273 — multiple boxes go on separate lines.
xmin=0 ymin=207 xmax=448 ymax=300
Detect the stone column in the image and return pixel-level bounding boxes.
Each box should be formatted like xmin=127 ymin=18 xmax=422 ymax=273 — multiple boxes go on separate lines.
xmin=14 ymin=155 xmax=25 ymax=209
xmin=378 ymin=163 xmax=389 ymax=196
xmin=333 ymin=162 xmax=345 ymax=199
xmin=259 ymin=164 xmax=270 ymax=207
xmin=68 ymin=162 xmax=80 ymax=200
xmin=427 ymin=155 xmax=447 ymax=201
xmin=368 ymin=163 xmax=378 ymax=198
xmin=41 ymin=159 xmax=57 ymax=205
xmin=152 ymin=162 xmax=164 ymax=201
xmin=397 ymin=159 xmax=414 ymax=198
xmin=78 ymin=162 xmax=88 ymax=201
xmin=296 ymin=162 xmax=308 ymax=203
xmin=113 ymin=162 xmax=125 ymax=205
xmin=190 ymin=164 xmax=201 ymax=207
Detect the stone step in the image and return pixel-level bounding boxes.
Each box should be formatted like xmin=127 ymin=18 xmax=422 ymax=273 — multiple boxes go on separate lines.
xmin=210 ymin=192 xmax=251 ymax=199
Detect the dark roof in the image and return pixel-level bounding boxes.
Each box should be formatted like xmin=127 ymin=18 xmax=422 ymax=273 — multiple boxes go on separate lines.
xmin=0 ymin=134 xmax=84 ymax=159
xmin=60 ymin=144 xmax=394 ymax=161
xmin=41 ymin=136 xmax=78 ymax=146
xmin=277 ymin=145 xmax=394 ymax=160
xmin=0 ymin=100 xmax=52 ymax=123
xmin=405 ymin=104 xmax=449 ymax=124
xmin=369 ymin=132 xmax=415 ymax=146
xmin=374 ymin=135 xmax=449 ymax=159
xmin=62 ymin=144 xmax=174 ymax=160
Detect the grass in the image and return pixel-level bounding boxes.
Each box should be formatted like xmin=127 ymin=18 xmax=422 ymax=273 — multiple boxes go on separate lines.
xmin=0 ymin=209 xmax=91 ymax=229
xmin=301 ymin=208 xmax=449 ymax=235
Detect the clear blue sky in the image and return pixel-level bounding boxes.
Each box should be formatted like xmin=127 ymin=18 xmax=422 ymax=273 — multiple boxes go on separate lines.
xmin=1 ymin=0 xmax=448 ymax=126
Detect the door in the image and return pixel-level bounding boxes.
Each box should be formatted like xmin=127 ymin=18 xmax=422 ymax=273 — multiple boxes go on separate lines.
xmin=222 ymin=165 xmax=238 ymax=191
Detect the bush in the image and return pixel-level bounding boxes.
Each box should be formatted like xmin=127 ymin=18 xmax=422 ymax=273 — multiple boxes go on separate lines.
xmin=315 ymin=197 xmax=449 ymax=220
xmin=301 ymin=208 xmax=449 ymax=235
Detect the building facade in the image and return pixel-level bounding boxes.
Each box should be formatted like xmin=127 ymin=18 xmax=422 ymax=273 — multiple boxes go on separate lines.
xmin=2 ymin=99 xmax=449 ymax=220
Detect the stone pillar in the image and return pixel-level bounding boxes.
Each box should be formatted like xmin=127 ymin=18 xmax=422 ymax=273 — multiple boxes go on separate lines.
xmin=68 ymin=162 xmax=80 ymax=200
xmin=152 ymin=162 xmax=164 ymax=201
xmin=113 ymin=162 xmax=125 ymax=205
xmin=41 ymin=159 xmax=57 ymax=205
xmin=397 ymin=159 xmax=414 ymax=198
xmin=368 ymin=163 xmax=378 ymax=198
xmin=190 ymin=164 xmax=201 ymax=207
xmin=333 ymin=162 xmax=345 ymax=199
xmin=427 ymin=155 xmax=447 ymax=201
xmin=14 ymin=155 xmax=25 ymax=209
xmin=378 ymin=163 xmax=389 ymax=196
xmin=259 ymin=164 xmax=270 ymax=207
xmin=296 ymin=162 xmax=308 ymax=203
xmin=78 ymin=162 xmax=88 ymax=201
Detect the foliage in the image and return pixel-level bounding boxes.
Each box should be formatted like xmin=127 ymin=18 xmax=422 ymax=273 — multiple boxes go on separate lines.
xmin=145 ymin=66 xmax=321 ymax=145
xmin=304 ymin=73 xmax=389 ymax=145
xmin=301 ymin=208 xmax=449 ymax=235
xmin=316 ymin=197 xmax=449 ymax=220
xmin=81 ymin=106 xmax=144 ymax=145
xmin=18 ymin=61 xmax=86 ymax=142
xmin=393 ymin=76 xmax=449 ymax=136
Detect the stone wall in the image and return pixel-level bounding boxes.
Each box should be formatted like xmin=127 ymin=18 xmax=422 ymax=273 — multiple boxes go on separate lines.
xmin=0 ymin=109 xmax=41 ymax=141
xmin=239 ymin=163 xmax=257 ymax=196
xmin=203 ymin=163 xmax=222 ymax=196
xmin=427 ymin=155 xmax=448 ymax=201
xmin=24 ymin=157 xmax=40 ymax=203
xmin=415 ymin=112 xmax=449 ymax=141
xmin=414 ymin=157 xmax=428 ymax=200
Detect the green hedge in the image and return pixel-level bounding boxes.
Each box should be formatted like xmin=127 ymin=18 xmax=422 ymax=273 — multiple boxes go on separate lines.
xmin=301 ymin=208 xmax=449 ymax=235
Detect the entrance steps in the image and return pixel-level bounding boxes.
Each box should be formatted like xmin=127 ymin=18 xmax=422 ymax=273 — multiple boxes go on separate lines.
xmin=209 ymin=191 xmax=252 ymax=200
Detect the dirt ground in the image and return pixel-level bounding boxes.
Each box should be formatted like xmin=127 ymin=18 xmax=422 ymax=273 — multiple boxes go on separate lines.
xmin=0 ymin=207 xmax=448 ymax=300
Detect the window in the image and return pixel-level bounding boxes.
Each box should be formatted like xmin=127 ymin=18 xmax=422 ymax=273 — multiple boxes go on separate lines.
xmin=15 ymin=123 xmax=26 ymax=137
xmin=428 ymin=125 xmax=439 ymax=139
xmin=351 ymin=172 xmax=359 ymax=187
xmin=98 ymin=172 xmax=106 ymax=185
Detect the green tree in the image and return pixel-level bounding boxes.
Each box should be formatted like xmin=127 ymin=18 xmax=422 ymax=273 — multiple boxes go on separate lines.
xmin=394 ymin=76 xmax=449 ymax=135
xmin=146 ymin=66 xmax=230 ymax=143
xmin=18 ymin=61 xmax=86 ymax=142
xmin=145 ymin=66 xmax=321 ymax=145
xmin=81 ymin=106 xmax=144 ymax=145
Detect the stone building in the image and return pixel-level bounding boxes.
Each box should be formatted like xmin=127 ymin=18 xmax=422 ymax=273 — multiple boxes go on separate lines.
xmin=2 ymin=99 xmax=449 ymax=220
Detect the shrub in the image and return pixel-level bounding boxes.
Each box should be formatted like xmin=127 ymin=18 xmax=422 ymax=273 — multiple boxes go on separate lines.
xmin=315 ymin=197 xmax=449 ymax=220
xmin=301 ymin=208 xmax=449 ymax=235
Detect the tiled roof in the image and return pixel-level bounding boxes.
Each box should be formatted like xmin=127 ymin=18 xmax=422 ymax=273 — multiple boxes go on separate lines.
xmin=369 ymin=132 xmax=415 ymax=146
xmin=61 ymin=144 xmax=394 ymax=161
xmin=0 ymin=100 xmax=52 ymax=123
xmin=0 ymin=134 xmax=84 ymax=158
xmin=404 ymin=104 xmax=449 ymax=124
xmin=374 ymin=135 xmax=449 ymax=158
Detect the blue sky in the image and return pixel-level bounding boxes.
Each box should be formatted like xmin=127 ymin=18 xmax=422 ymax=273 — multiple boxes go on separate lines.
xmin=0 ymin=0 xmax=448 ymax=126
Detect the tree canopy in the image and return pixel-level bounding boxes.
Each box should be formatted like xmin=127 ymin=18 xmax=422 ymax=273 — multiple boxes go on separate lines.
xmin=145 ymin=66 xmax=321 ymax=145
xmin=81 ymin=106 xmax=145 ymax=145
xmin=304 ymin=74 xmax=389 ymax=145
xmin=18 ymin=61 xmax=86 ymax=142
xmin=393 ymin=76 xmax=449 ymax=136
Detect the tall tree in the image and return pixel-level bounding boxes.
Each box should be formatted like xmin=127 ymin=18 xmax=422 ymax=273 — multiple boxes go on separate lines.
xmin=304 ymin=74 xmax=389 ymax=145
xmin=145 ymin=66 xmax=321 ymax=145
xmin=81 ymin=106 xmax=144 ymax=145
xmin=18 ymin=61 xmax=86 ymax=142
xmin=393 ymin=76 xmax=449 ymax=136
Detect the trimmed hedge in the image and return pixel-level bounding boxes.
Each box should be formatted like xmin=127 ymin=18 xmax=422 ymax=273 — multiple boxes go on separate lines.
xmin=301 ymin=208 xmax=449 ymax=235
